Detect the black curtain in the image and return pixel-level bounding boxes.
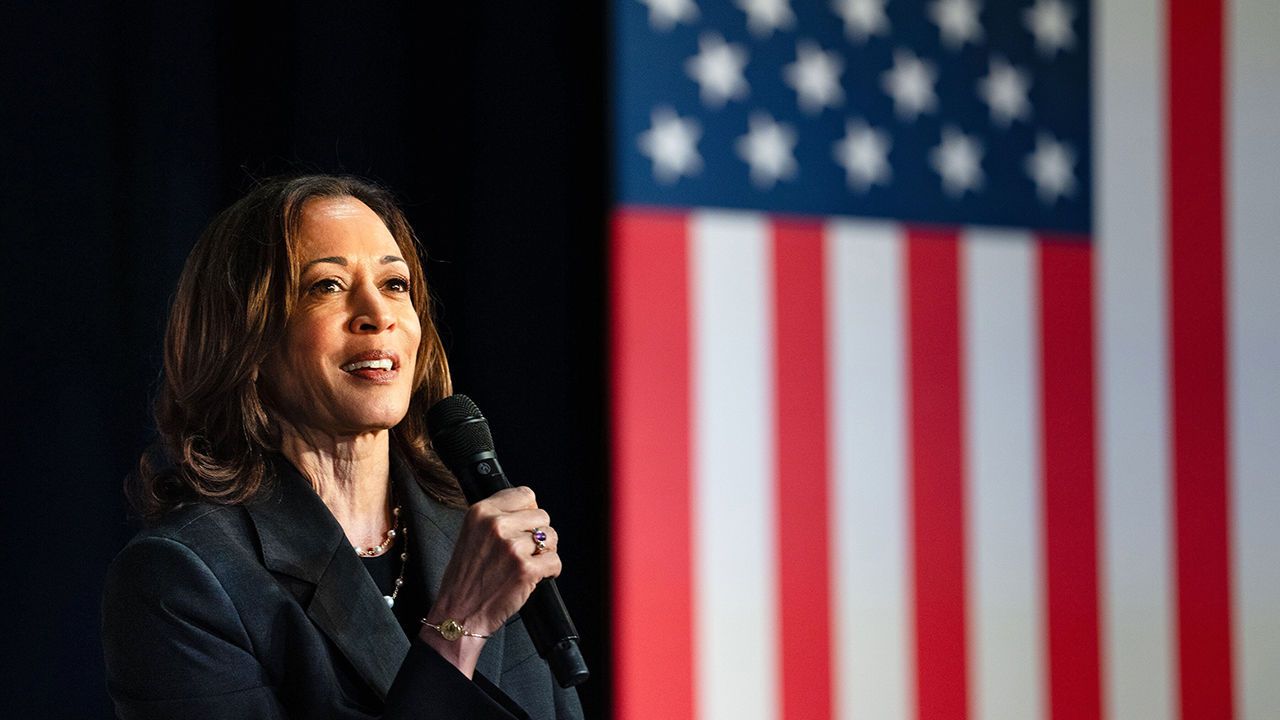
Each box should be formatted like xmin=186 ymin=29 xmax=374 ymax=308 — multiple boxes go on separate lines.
xmin=1 ymin=2 xmax=610 ymax=717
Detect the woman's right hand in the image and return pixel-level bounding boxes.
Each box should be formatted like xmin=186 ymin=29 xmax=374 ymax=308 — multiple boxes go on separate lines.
xmin=419 ymin=486 xmax=561 ymax=678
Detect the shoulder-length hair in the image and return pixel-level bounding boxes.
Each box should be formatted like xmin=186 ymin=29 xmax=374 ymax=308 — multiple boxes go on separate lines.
xmin=132 ymin=175 xmax=464 ymax=522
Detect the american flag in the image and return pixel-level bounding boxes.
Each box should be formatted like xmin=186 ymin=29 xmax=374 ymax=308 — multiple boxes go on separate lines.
xmin=609 ymin=1 xmax=1279 ymax=719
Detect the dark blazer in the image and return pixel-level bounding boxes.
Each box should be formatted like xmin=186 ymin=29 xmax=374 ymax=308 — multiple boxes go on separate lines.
xmin=102 ymin=457 xmax=583 ymax=720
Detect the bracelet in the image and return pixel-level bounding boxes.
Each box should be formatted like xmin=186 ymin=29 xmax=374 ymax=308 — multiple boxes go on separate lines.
xmin=421 ymin=618 xmax=492 ymax=642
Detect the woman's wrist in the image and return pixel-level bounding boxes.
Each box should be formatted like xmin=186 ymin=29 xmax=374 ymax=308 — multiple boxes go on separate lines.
xmin=421 ymin=617 xmax=491 ymax=642
xmin=417 ymin=619 xmax=488 ymax=679
xmin=419 ymin=599 xmax=495 ymax=679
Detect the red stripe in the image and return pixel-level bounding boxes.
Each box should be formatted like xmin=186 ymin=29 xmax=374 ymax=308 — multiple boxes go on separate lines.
xmin=771 ymin=220 xmax=833 ymax=720
xmin=610 ymin=209 xmax=694 ymax=720
xmin=1168 ymin=0 xmax=1235 ymax=717
xmin=906 ymin=229 xmax=968 ymax=720
xmin=1037 ymin=238 xmax=1101 ymax=720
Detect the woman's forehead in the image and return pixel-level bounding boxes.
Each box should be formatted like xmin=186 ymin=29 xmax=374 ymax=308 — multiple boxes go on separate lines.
xmin=295 ymin=197 xmax=400 ymax=259
xmin=303 ymin=195 xmax=375 ymax=221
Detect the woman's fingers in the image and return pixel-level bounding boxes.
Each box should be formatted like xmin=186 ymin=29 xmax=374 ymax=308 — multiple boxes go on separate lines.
xmin=525 ymin=525 xmax=559 ymax=555
xmin=459 ymin=498 xmax=561 ymax=578
xmin=490 ymin=507 xmax=551 ymax=538
xmin=484 ymin=485 xmax=539 ymax=512
xmin=431 ymin=485 xmax=565 ymax=637
xmin=471 ymin=490 xmax=558 ymax=551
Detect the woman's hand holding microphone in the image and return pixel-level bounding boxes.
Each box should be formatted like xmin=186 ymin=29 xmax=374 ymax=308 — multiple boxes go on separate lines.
xmin=419 ymin=486 xmax=560 ymax=678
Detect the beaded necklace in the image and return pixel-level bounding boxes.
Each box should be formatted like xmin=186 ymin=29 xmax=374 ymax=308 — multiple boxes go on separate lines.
xmin=354 ymin=498 xmax=408 ymax=608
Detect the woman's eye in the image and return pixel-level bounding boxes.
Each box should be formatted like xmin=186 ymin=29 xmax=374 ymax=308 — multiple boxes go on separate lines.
xmin=309 ymin=278 xmax=343 ymax=294
xmin=385 ymin=277 xmax=411 ymax=293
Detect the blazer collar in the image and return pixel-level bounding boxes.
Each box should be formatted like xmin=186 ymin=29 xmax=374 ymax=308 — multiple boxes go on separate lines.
xmin=244 ymin=457 xmax=409 ymax=700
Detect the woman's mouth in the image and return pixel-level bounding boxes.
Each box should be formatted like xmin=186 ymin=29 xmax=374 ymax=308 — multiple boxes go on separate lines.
xmin=341 ymin=358 xmax=394 ymax=372
xmin=340 ymin=352 xmax=399 ymax=382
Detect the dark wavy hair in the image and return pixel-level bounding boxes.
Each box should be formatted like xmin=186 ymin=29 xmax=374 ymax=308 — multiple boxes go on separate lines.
xmin=130 ymin=175 xmax=464 ymax=523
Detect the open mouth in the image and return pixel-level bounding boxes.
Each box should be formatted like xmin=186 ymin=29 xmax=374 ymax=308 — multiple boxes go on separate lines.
xmin=341 ymin=358 xmax=394 ymax=372
xmin=340 ymin=351 xmax=399 ymax=381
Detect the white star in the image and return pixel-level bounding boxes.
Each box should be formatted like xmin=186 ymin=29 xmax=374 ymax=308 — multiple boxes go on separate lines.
xmin=882 ymin=49 xmax=938 ymax=121
xmin=685 ymin=33 xmax=750 ymax=108
xmin=930 ymin=126 xmax=984 ymax=196
xmin=1024 ymin=0 xmax=1076 ymax=58
xmin=1025 ymin=132 xmax=1076 ymax=203
xmin=929 ymin=0 xmax=984 ymax=50
xmin=638 ymin=107 xmax=703 ymax=184
xmin=784 ymin=41 xmax=845 ymax=114
xmin=637 ymin=0 xmax=700 ymax=31
xmin=737 ymin=0 xmax=796 ymax=38
xmin=833 ymin=118 xmax=892 ymax=191
xmin=735 ymin=111 xmax=799 ymax=189
xmin=977 ymin=56 xmax=1031 ymax=127
xmin=830 ymin=0 xmax=890 ymax=43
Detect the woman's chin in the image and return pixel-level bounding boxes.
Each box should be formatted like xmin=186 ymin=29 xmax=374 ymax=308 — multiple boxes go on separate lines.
xmin=343 ymin=408 xmax=410 ymax=435
xmin=284 ymin=411 xmax=408 ymax=441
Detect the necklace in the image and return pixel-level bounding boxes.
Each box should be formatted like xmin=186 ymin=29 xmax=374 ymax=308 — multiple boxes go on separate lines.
xmin=352 ymin=496 xmax=408 ymax=608
xmin=384 ymin=529 xmax=408 ymax=608
xmin=355 ymin=505 xmax=401 ymax=557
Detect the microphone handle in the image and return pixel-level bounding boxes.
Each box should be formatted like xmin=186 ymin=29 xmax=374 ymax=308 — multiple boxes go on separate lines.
xmin=455 ymin=450 xmax=590 ymax=688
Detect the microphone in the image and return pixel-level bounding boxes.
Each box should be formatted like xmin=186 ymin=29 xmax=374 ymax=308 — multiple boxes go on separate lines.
xmin=426 ymin=394 xmax=590 ymax=688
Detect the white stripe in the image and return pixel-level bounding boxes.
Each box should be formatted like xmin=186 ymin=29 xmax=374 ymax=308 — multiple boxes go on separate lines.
xmin=691 ymin=211 xmax=778 ymax=720
xmin=828 ymin=220 xmax=910 ymax=720
xmin=1095 ymin=0 xmax=1178 ymax=718
xmin=1228 ymin=1 xmax=1280 ymax=718
xmin=962 ymin=231 xmax=1046 ymax=720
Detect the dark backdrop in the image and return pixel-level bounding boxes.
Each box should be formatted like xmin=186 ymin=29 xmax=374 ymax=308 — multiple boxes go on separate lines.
xmin=1 ymin=3 xmax=610 ymax=717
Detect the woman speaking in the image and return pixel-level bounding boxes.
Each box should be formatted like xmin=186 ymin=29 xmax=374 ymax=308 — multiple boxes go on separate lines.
xmin=102 ymin=175 xmax=583 ymax=719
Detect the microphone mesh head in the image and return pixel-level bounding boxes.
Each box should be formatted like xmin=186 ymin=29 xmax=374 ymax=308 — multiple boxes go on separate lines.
xmin=427 ymin=394 xmax=496 ymax=463
xmin=427 ymin=393 xmax=483 ymax=430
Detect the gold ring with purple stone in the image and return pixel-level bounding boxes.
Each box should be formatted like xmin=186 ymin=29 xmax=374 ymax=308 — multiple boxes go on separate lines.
xmin=530 ymin=528 xmax=549 ymax=555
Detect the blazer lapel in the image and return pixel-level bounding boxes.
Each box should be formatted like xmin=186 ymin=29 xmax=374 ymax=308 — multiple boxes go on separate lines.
xmin=245 ymin=459 xmax=409 ymax=700
xmin=396 ymin=456 xmax=505 ymax=682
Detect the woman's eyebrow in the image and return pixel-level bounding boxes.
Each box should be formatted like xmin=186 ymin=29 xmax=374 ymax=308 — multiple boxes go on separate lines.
xmin=302 ymin=256 xmax=346 ymax=272
xmin=301 ymin=255 xmax=405 ymax=272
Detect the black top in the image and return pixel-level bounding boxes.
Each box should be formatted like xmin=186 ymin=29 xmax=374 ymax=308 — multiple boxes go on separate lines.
xmin=359 ymin=549 xmax=400 ymax=604
xmin=359 ymin=533 xmax=427 ymax=640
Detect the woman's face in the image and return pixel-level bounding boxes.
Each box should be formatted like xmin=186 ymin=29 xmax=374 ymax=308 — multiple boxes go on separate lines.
xmin=259 ymin=196 xmax=422 ymax=438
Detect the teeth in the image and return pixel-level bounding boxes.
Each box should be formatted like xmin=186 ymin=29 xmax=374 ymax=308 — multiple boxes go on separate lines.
xmin=342 ymin=358 xmax=394 ymax=372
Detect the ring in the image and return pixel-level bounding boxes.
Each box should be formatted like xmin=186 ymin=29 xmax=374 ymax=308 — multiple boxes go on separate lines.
xmin=531 ymin=528 xmax=549 ymax=555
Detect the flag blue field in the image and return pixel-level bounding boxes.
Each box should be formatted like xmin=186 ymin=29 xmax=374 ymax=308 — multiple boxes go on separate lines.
xmin=615 ymin=0 xmax=1091 ymax=231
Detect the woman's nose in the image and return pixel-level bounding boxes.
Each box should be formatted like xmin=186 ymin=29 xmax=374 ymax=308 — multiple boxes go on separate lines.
xmin=348 ymin=283 xmax=396 ymax=333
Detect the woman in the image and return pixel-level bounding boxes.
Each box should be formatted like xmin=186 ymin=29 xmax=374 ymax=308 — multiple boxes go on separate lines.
xmin=102 ymin=175 xmax=583 ymax=719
